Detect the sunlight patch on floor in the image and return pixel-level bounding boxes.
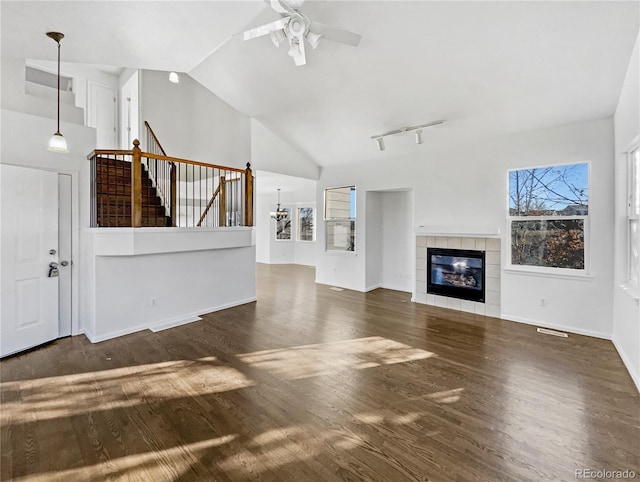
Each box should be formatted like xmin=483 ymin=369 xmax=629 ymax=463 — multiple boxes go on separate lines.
xmin=237 ymin=336 xmax=435 ymax=380
xmin=425 ymin=387 xmax=465 ymax=404
xmin=0 ymin=357 xmax=254 ymax=425
xmin=9 ymin=434 xmax=237 ymax=482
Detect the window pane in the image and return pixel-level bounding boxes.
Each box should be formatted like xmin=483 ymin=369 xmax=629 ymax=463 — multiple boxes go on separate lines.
xmin=325 ymin=186 xmax=355 ymax=219
xmin=297 ymin=208 xmax=314 ymax=241
xmin=326 ymin=220 xmax=355 ymax=251
xmin=275 ymin=208 xmax=291 ymax=240
xmin=509 ymin=163 xmax=588 ymax=216
xmin=511 ymin=219 xmax=584 ymax=269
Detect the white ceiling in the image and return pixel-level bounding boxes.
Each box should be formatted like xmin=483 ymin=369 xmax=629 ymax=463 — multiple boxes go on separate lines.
xmin=2 ymin=1 xmax=639 ymax=168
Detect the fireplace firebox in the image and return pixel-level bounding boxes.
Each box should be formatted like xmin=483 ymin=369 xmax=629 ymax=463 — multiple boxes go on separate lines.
xmin=427 ymin=248 xmax=485 ymax=303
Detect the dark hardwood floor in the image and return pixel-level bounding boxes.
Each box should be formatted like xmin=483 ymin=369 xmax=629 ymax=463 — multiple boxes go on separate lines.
xmin=1 ymin=264 xmax=638 ymax=481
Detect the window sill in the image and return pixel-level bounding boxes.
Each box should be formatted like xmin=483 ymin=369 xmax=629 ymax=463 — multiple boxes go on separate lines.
xmin=504 ymin=266 xmax=594 ymax=281
xmin=324 ymin=250 xmax=357 ymax=256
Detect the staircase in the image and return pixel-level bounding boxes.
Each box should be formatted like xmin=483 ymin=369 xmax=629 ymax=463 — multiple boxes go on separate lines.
xmin=95 ymin=157 xmax=171 ymax=227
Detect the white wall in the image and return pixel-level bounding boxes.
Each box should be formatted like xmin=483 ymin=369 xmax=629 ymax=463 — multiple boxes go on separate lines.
xmin=316 ymin=118 xmax=615 ymax=338
xmin=613 ymin=33 xmax=640 ymax=390
xmin=140 ymin=70 xmax=250 ymax=169
xmin=27 ymin=60 xmax=119 ymax=126
xmin=250 ymin=118 xmax=320 ymax=180
xmin=365 ymin=192 xmax=383 ymax=290
xmin=1 ymin=55 xmax=84 ymax=124
xmin=90 ymin=245 xmax=256 ymax=342
xmin=380 ymin=190 xmax=413 ymax=292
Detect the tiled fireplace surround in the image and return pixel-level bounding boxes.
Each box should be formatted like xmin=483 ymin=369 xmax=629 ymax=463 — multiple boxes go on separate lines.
xmin=414 ymin=235 xmax=501 ymax=317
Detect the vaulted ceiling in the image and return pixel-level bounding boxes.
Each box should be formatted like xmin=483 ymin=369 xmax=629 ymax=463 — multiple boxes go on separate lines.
xmin=2 ymin=1 xmax=639 ymax=167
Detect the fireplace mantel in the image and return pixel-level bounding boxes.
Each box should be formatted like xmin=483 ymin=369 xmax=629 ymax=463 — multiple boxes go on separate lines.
xmin=414 ymin=225 xmax=501 ymax=238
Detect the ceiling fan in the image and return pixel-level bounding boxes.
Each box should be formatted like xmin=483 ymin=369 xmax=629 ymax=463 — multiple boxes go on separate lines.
xmin=242 ymin=0 xmax=361 ymax=66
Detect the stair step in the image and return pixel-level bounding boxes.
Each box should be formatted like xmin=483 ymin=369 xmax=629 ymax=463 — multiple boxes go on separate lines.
xmin=96 ymin=204 xmax=167 ymax=216
xmin=97 ymin=216 xmax=171 ymax=228
xmin=97 ymin=194 xmax=162 ymax=205
xmin=96 ymin=183 xmax=157 ymax=195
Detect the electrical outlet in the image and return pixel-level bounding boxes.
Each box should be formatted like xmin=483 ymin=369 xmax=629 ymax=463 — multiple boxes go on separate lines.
xmin=151 ymin=298 xmax=157 ymax=307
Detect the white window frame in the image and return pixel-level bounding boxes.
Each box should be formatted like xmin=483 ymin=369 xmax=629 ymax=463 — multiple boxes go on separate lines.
xmin=506 ymin=161 xmax=591 ymax=277
xmin=274 ymin=207 xmax=292 ymax=242
xmin=297 ymin=207 xmax=315 ymax=242
xmin=324 ymin=185 xmax=356 ymax=252
xmin=627 ymin=144 xmax=640 ymax=292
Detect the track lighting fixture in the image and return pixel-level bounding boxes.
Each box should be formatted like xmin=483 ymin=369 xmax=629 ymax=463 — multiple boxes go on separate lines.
xmin=169 ymin=72 xmax=180 ymax=83
xmin=371 ymin=120 xmax=444 ymax=151
xmin=46 ymin=31 xmax=68 ymax=154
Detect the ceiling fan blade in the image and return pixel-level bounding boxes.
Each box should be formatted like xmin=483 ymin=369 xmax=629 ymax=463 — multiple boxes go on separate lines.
xmin=243 ymin=18 xmax=289 ymax=41
xmin=309 ymin=22 xmax=361 ymax=47
xmin=264 ymin=0 xmax=296 ymax=15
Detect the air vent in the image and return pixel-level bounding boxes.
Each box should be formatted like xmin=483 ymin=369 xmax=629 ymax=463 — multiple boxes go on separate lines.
xmin=537 ymin=327 xmax=568 ymax=337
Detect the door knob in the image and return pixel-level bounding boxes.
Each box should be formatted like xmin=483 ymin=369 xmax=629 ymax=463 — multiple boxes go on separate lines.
xmin=60 ymin=260 xmax=69 ymax=267
xmin=49 ymin=249 xmax=57 ymax=255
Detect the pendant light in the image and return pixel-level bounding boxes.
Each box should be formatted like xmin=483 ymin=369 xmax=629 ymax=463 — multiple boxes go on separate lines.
xmin=46 ymin=32 xmax=68 ymax=153
xmin=270 ymin=189 xmax=288 ymax=221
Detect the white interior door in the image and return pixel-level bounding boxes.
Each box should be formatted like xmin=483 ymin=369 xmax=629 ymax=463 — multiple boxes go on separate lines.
xmin=58 ymin=174 xmax=72 ymax=337
xmin=120 ymin=71 xmax=139 ymax=149
xmin=88 ymin=81 xmax=117 ymax=149
xmin=1 ymin=165 xmax=59 ymax=357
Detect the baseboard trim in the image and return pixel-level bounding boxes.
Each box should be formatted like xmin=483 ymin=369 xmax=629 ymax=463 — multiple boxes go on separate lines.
xmin=365 ymin=284 xmax=381 ymax=292
xmin=149 ymin=315 xmax=202 ymax=333
xmin=86 ymin=297 xmax=257 ymax=343
xmin=500 ymin=314 xmax=611 ymax=340
xmin=85 ymin=322 xmax=150 ymax=343
xmin=612 ymin=338 xmax=640 ymax=394
xmin=379 ymin=284 xmax=412 ymax=293
xmin=197 ymin=297 xmax=257 ymax=316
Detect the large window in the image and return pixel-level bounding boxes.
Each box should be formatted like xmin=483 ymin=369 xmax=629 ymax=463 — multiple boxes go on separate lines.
xmin=297 ymin=207 xmax=314 ymax=241
xmin=629 ymin=147 xmax=640 ymax=286
xmin=275 ymin=208 xmax=291 ymax=240
xmin=508 ymin=162 xmax=589 ymax=271
xmin=325 ymin=186 xmax=356 ymax=251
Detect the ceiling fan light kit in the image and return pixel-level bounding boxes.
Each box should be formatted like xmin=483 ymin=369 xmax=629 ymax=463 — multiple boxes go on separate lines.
xmin=371 ymin=120 xmax=444 ymax=151
xmin=242 ymin=0 xmax=361 ymax=66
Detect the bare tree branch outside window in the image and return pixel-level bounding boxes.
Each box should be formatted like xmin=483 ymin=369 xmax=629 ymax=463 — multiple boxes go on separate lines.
xmin=509 ymin=163 xmax=588 ymax=269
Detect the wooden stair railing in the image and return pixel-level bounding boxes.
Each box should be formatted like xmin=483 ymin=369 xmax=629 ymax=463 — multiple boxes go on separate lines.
xmin=88 ymin=140 xmax=253 ymax=228
xmin=143 ymin=122 xmax=176 ymax=225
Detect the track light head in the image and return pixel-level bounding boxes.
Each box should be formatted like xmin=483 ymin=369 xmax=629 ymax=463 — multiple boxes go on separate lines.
xmin=375 ymin=137 xmax=385 ymax=151
xmin=415 ymin=129 xmax=424 ymax=144
xmin=169 ymin=72 xmax=180 ymax=83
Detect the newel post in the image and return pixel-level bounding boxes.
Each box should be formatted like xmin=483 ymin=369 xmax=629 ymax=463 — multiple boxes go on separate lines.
xmin=131 ymin=139 xmax=142 ymax=228
xmin=244 ymin=162 xmax=253 ymax=227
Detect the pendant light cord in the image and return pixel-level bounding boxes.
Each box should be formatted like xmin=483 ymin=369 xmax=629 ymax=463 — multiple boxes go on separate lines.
xmin=56 ymin=40 xmax=61 ymax=134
